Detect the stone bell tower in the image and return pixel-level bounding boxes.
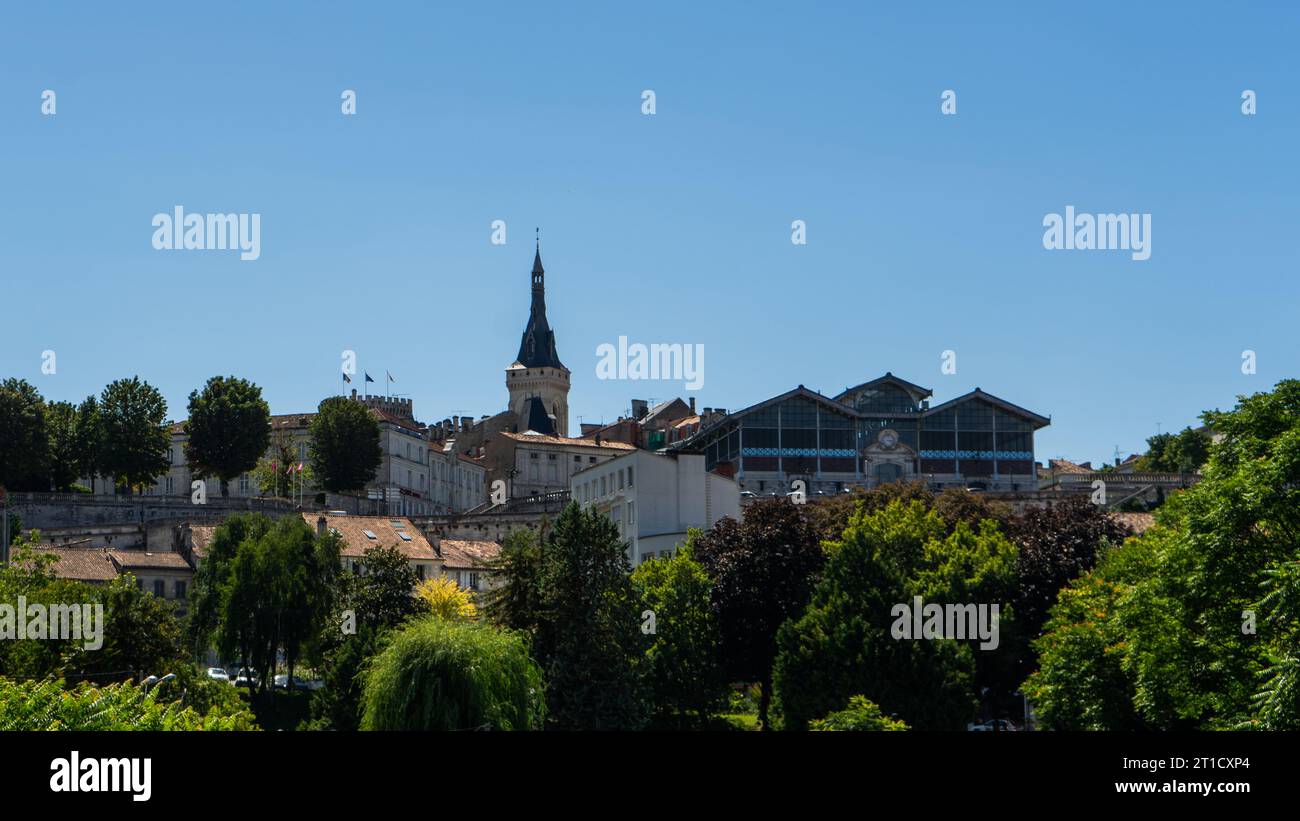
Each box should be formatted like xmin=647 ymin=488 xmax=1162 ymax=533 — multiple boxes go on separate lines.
xmin=505 ymin=236 xmax=570 ymax=436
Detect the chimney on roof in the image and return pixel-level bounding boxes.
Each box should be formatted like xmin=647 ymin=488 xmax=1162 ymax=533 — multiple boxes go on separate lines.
xmin=317 ymin=516 xmax=328 ymax=539
xmin=689 ymin=397 xmax=696 ymax=413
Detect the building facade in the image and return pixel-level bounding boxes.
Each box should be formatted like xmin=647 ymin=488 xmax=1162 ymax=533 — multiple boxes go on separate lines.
xmin=679 ymin=373 xmax=1049 ymax=496
xmin=93 ymin=393 xmax=485 ymax=518
xmin=486 ymin=430 xmax=636 ymax=500
xmin=571 ymin=448 xmax=741 ymax=568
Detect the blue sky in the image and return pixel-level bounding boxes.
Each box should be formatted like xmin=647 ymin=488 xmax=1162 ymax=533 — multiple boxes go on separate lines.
xmin=2 ymin=1 xmax=1297 ymax=466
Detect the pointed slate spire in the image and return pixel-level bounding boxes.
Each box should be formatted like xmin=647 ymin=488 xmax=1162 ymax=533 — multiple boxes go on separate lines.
xmin=532 ymin=228 xmax=545 ymax=280
xmin=514 ymin=234 xmax=565 ymax=369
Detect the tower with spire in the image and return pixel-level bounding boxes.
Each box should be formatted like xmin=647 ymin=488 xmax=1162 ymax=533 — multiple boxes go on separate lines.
xmin=506 ymin=233 xmax=571 ymax=436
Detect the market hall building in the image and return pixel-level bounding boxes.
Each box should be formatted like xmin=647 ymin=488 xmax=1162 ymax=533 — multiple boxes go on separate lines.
xmin=676 ymin=373 xmax=1049 ymax=496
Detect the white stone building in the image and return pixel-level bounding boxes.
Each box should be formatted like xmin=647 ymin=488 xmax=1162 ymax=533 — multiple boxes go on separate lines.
xmin=571 ymin=448 xmax=740 ymax=568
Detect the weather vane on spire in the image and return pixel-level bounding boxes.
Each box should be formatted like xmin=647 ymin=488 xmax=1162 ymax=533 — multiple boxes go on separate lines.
xmin=535 ymin=227 xmax=540 ymax=250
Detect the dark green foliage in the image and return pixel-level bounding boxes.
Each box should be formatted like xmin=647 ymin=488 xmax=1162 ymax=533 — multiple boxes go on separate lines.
xmin=483 ymin=529 xmax=544 ymax=633
xmin=45 ymin=401 xmax=80 ymax=492
xmin=185 ymin=376 xmax=271 ymax=498
xmin=98 ymin=376 xmax=170 ymax=493
xmin=309 ymin=396 xmax=382 ymax=493
xmin=190 ymin=514 xmax=339 ymax=698
xmin=487 ymin=505 xmax=649 ymax=729
xmin=773 ymin=500 xmax=1016 ymax=730
xmin=533 ymin=503 xmax=648 ymax=729
xmin=306 ymin=545 xmax=428 ymax=730
xmin=692 ymin=498 xmax=825 ymax=729
xmin=1136 ymin=426 xmax=1211 ymax=474
xmin=1007 ymin=497 xmax=1131 ymax=681
xmin=0 ymin=378 xmax=49 ymax=491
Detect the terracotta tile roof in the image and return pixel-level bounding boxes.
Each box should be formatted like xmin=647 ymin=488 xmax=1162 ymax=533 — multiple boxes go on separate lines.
xmin=1048 ymin=458 xmax=1092 ymax=475
xmin=189 ymin=525 xmax=218 ymax=559
xmin=371 ymin=408 xmax=424 ymax=433
xmin=271 ymin=413 xmax=315 ymax=430
xmin=173 ymin=413 xmax=315 ymax=436
xmin=437 ymin=539 xmax=500 ymax=570
xmin=673 ymin=415 xmax=701 ymax=429
xmin=457 ymin=454 xmax=485 ymax=467
xmin=301 ymin=513 xmax=437 ymax=561
xmin=501 ymin=432 xmax=636 ymax=450
xmin=1111 ymin=512 xmax=1156 ymax=534
xmin=109 ymin=550 xmax=194 ymax=571
xmin=23 ymin=546 xmax=119 ymax=582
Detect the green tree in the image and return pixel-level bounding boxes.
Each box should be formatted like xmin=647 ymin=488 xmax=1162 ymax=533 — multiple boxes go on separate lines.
xmin=1 ymin=536 xmax=207 ymax=695
xmin=349 ymin=544 xmax=426 ymax=628
xmin=1008 ymin=497 xmax=1131 ymax=681
xmin=1136 ymin=426 xmax=1211 ymax=474
xmin=534 ymin=503 xmax=648 ymax=730
xmin=1026 ymin=381 xmax=1300 ymax=729
xmin=185 ymin=376 xmax=271 ymax=498
xmin=307 ymin=544 xmax=427 ymax=730
xmin=773 ymin=500 xmax=1017 ymax=730
xmin=45 ymin=401 xmax=81 ymax=492
xmin=483 ymin=529 xmax=544 ymax=633
xmin=0 ymin=537 xmax=94 ymax=678
xmin=692 ymin=498 xmax=825 ymax=730
xmin=631 ymin=537 xmax=728 ymax=726
xmin=1022 ymin=535 xmax=1155 ymax=730
xmin=210 ymin=516 xmax=340 ymax=697
xmin=188 ymin=512 xmax=272 ymax=661
xmin=360 ymin=617 xmax=545 ymax=731
xmin=309 ymin=396 xmax=382 ymax=493
xmin=64 ymin=574 xmax=186 ymax=685
xmin=73 ymin=395 xmax=105 ymax=493
xmin=99 ymin=377 xmax=170 ymax=494
xmin=0 ymin=378 xmax=49 ymax=491
xmin=810 ymin=695 xmax=910 ymax=731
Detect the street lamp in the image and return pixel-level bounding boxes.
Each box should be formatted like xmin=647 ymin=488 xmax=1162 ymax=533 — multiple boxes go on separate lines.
xmin=141 ymin=673 xmax=176 ymax=694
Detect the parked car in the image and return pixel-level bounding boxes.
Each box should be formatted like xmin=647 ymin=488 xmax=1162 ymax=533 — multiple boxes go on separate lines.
xmin=232 ymin=668 xmax=260 ymax=688
xmin=206 ymin=667 xmax=230 ymax=682
xmin=273 ymin=674 xmax=317 ymax=691
xmin=968 ymin=719 xmax=1018 ymax=732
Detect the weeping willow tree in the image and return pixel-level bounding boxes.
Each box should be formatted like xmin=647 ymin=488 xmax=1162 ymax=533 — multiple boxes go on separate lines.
xmin=360 ymin=618 xmax=544 ymax=731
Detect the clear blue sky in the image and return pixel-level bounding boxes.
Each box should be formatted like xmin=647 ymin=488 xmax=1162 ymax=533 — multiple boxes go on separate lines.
xmin=3 ymin=2 xmax=1297 ymax=466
